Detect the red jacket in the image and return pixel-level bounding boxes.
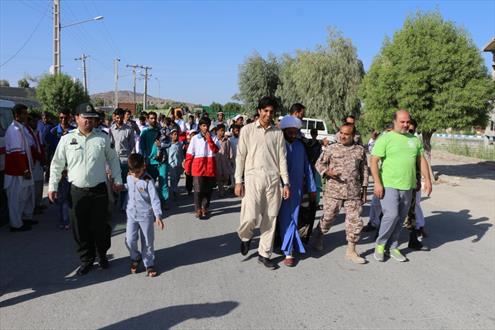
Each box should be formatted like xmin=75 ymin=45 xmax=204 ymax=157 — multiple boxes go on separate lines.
xmin=4 ymin=121 xmax=30 ymax=176
xmin=184 ymin=134 xmax=219 ymax=177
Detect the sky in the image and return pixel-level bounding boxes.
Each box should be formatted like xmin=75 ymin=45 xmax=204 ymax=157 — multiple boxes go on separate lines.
xmin=0 ymin=0 xmax=494 ymax=105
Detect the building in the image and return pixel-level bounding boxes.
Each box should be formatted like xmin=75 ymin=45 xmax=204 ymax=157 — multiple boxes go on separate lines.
xmin=0 ymin=87 xmax=40 ymax=108
xmin=482 ymin=38 xmax=495 ymax=145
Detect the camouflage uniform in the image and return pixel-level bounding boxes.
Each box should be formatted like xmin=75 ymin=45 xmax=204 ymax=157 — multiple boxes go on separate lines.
xmin=315 ymin=142 xmax=368 ymax=243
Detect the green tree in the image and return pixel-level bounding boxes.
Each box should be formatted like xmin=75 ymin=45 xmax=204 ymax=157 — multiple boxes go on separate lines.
xmin=0 ymin=79 xmax=10 ymax=87
xmin=223 ymin=102 xmax=242 ymax=114
xmin=237 ymin=52 xmax=280 ymax=113
xmin=93 ymin=98 xmax=105 ymax=106
xmin=36 ymin=73 xmax=89 ymax=114
xmin=277 ymin=29 xmax=364 ymax=130
xmin=18 ymin=78 xmax=30 ymax=88
xmin=276 ymin=54 xmax=300 ymax=115
xmin=360 ymin=11 xmax=495 ymax=159
xmin=209 ymin=102 xmax=223 ymax=113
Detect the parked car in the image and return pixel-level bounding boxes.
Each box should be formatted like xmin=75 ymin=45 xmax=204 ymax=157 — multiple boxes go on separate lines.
xmin=0 ymin=99 xmax=14 ymax=225
xmin=0 ymin=99 xmax=14 ymax=173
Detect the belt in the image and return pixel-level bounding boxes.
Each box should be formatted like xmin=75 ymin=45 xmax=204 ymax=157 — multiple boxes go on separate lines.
xmin=72 ymin=182 xmax=106 ymax=192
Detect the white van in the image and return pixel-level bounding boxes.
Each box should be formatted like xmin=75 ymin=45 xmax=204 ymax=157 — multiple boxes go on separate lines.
xmin=0 ymin=99 xmax=15 ymax=172
xmin=278 ymin=116 xmax=335 ymax=141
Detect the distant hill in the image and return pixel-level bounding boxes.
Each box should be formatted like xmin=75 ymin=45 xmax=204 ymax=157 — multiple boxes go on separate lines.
xmin=90 ymin=90 xmax=198 ymax=108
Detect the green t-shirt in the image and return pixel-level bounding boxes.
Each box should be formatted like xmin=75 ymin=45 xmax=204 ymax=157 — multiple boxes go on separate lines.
xmin=371 ymin=131 xmax=423 ymax=190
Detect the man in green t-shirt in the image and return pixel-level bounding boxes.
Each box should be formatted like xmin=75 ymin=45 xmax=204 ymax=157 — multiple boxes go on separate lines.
xmin=370 ymin=109 xmax=432 ymax=262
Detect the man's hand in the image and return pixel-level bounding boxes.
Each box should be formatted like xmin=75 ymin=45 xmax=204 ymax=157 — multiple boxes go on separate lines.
xmin=155 ymin=139 xmax=161 ymax=147
xmin=325 ymin=168 xmax=341 ymax=179
xmin=23 ymin=170 xmax=32 ymax=180
xmin=155 ymin=218 xmax=165 ymax=230
xmin=48 ymin=191 xmax=58 ymax=203
xmin=423 ymin=179 xmax=432 ymax=197
xmin=283 ymin=186 xmax=290 ymax=200
xmin=374 ymin=182 xmax=384 ymax=199
xmin=112 ymin=183 xmax=124 ymax=192
xmin=234 ymin=183 xmax=244 ymax=198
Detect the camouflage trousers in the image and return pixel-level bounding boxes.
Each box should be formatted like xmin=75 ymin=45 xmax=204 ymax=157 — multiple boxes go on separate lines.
xmin=319 ymin=198 xmax=363 ymax=243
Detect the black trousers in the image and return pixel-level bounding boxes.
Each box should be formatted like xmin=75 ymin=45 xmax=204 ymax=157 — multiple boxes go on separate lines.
xmin=185 ymin=173 xmax=193 ymax=193
xmin=193 ymin=176 xmax=215 ymax=211
xmin=70 ymin=183 xmax=111 ymax=265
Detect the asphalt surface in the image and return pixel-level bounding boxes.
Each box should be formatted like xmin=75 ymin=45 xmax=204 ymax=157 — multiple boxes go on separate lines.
xmin=1 ymin=154 xmax=494 ymax=329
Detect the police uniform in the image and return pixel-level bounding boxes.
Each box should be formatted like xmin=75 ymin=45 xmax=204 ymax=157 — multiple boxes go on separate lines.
xmin=125 ymin=173 xmax=162 ymax=268
xmin=313 ymin=142 xmax=368 ymax=244
xmin=49 ymin=103 xmax=122 ymax=269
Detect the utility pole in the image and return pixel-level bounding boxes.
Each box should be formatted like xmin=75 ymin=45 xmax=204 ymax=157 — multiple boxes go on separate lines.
xmin=114 ymin=58 xmax=120 ymax=108
xmin=126 ymin=64 xmax=140 ymax=107
xmin=75 ymin=54 xmax=89 ymax=93
xmin=53 ymin=0 xmax=61 ymax=75
xmin=141 ymin=66 xmax=152 ymax=112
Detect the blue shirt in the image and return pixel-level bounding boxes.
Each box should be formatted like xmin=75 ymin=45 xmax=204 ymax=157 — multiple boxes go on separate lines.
xmin=46 ymin=124 xmax=76 ymax=154
xmin=168 ymin=141 xmax=184 ymax=168
xmin=125 ymin=173 xmax=162 ymax=221
xmin=139 ymin=126 xmax=161 ymax=165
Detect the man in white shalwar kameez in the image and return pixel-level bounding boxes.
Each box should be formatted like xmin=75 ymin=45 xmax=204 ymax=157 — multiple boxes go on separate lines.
xmin=4 ymin=104 xmax=35 ymax=231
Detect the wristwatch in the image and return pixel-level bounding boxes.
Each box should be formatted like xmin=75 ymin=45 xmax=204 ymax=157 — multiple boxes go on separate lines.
xmin=283 ymin=183 xmax=290 ymax=188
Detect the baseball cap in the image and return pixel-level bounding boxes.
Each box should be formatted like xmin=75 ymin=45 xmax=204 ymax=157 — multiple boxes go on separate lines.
xmin=75 ymin=103 xmax=99 ymax=118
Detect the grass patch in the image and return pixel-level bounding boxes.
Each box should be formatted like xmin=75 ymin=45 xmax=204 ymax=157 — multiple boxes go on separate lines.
xmin=434 ymin=140 xmax=495 ymax=161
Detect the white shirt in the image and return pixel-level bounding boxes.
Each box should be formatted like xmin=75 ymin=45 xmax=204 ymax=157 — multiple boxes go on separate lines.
xmin=175 ymin=119 xmax=186 ymax=133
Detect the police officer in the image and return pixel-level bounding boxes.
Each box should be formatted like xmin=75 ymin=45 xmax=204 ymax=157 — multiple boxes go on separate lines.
xmin=310 ymin=123 xmax=369 ymax=264
xmin=48 ymin=103 xmax=123 ymax=275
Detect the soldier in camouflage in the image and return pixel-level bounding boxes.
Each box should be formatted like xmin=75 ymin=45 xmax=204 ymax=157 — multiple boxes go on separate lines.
xmin=310 ymin=123 xmax=369 ymax=264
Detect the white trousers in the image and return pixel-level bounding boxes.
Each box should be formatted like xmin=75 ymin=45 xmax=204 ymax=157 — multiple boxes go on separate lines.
xmin=5 ymin=177 xmax=34 ymax=228
xmin=238 ymin=173 xmax=282 ymax=258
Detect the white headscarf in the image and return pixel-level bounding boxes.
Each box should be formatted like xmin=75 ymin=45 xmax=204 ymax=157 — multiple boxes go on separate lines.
xmin=279 ymin=115 xmax=302 ymax=130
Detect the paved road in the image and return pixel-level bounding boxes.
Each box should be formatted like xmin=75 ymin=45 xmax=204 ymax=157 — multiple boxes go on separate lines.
xmin=1 ymin=154 xmax=494 ymax=329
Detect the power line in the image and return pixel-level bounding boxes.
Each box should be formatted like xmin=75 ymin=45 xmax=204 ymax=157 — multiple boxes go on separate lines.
xmin=64 ymin=1 xmax=114 ymax=62
xmin=0 ymin=7 xmax=48 ymax=68
xmin=18 ymin=0 xmax=48 ymax=15
xmin=89 ymin=0 xmax=121 ymax=57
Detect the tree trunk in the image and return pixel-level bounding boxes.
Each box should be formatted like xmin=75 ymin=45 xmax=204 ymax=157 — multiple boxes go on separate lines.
xmin=421 ymin=131 xmax=436 ymax=181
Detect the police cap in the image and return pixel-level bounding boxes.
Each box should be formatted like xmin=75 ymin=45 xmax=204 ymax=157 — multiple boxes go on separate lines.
xmin=75 ymin=103 xmax=99 ymax=118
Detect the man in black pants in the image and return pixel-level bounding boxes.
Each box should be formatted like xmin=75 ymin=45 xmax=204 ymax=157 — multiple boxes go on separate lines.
xmin=48 ymin=103 xmax=123 ymax=276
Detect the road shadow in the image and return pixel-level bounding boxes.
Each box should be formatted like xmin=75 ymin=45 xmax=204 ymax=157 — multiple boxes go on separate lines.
xmin=357 ymin=208 xmax=492 ymax=259
xmin=164 ymin=198 xmax=241 ymax=218
xmin=0 ymin=227 xmax=245 ymax=308
xmin=411 ymin=209 xmax=492 ymax=249
xmin=432 ymin=162 xmax=495 ymax=181
xmin=155 ymin=231 xmax=242 ymax=273
xmin=100 ymin=301 xmax=239 ymax=330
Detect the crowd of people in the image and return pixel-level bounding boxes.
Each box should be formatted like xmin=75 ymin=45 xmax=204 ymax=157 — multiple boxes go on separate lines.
xmin=3 ymin=96 xmax=432 ymax=275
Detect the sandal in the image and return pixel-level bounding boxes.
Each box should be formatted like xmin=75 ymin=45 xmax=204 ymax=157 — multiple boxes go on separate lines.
xmin=146 ymin=267 xmax=158 ymax=277
xmin=130 ymin=260 xmax=140 ymax=274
